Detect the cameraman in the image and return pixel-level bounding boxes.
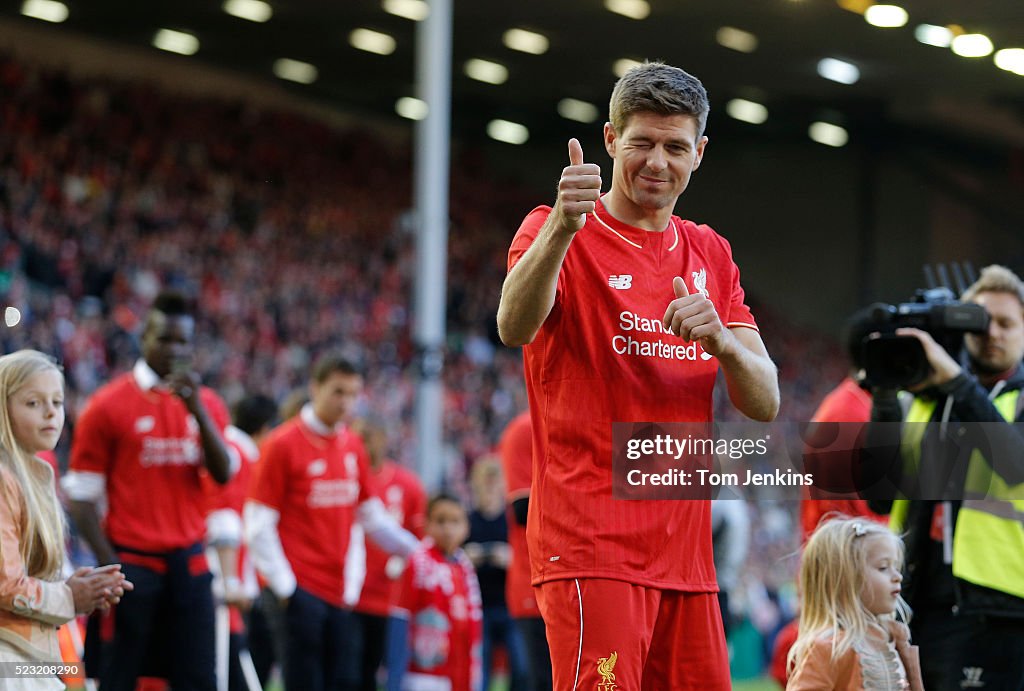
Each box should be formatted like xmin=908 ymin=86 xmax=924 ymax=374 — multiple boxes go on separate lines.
xmin=867 ymin=265 xmax=1024 ymax=690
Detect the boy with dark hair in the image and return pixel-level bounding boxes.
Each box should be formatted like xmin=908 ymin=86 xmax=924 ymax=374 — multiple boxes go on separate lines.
xmin=387 ymin=494 xmax=482 ymax=691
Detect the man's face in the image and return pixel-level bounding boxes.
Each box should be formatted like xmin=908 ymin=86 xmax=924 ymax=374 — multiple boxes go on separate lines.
xmin=141 ymin=312 xmax=195 ymax=378
xmin=310 ymin=371 xmax=363 ymax=427
xmin=965 ymin=291 xmax=1024 ymax=376
xmin=604 ymin=111 xmax=707 ymax=215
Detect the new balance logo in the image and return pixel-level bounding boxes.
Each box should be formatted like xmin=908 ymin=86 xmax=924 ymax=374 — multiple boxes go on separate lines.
xmin=961 ymin=667 xmax=985 ymax=688
xmin=608 ymin=275 xmax=633 ymax=290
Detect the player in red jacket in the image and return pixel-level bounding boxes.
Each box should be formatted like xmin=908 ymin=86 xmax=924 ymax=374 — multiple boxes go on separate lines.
xmin=499 ymin=411 xmax=551 ymax=690
xmin=205 ymin=393 xmax=278 ymax=691
xmin=352 ymin=419 xmax=427 ymax=691
xmin=64 ymin=291 xmax=234 ymax=691
xmin=496 ymin=62 xmax=779 ymax=690
xmin=245 ymin=354 xmax=419 ymax=691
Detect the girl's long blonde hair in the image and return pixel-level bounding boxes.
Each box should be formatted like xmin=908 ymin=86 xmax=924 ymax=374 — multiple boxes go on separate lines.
xmin=788 ymin=515 xmax=911 ymax=673
xmin=0 ymin=349 xmax=67 ymax=579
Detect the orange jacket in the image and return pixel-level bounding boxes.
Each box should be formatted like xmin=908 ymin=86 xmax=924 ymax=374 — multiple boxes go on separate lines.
xmin=788 ymin=621 xmax=924 ymax=691
xmin=0 ymin=463 xmax=75 ymax=661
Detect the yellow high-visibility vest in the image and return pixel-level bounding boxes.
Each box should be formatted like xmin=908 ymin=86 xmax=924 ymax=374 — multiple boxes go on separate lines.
xmin=889 ymin=389 xmax=1024 ymax=600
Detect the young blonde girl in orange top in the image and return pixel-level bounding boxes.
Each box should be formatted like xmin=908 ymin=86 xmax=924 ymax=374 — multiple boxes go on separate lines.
xmin=788 ymin=517 xmax=924 ymax=691
xmin=0 ymin=350 xmax=130 ymax=689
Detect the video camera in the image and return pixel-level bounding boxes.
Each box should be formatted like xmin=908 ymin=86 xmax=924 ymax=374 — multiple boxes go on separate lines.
xmin=854 ymin=286 xmax=990 ymax=389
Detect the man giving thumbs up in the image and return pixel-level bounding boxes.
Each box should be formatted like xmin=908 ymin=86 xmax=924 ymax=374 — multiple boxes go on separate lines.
xmin=496 ymin=61 xmax=778 ymax=690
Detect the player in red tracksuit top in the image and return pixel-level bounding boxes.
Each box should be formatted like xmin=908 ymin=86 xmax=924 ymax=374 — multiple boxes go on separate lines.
xmin=499 ymin=411 xmax=551 ymax=691
xmin=63 ymin=292 xmax=234 ymax=691
xmin=205 ymin=394 xmax=278 ymax=691
xmin=353 ymin=420 xmax=428 ymax=691
xmin=497 ymin=62 xmax=779 ymax=690
xmin=244 ymin=354 xmax=419 ymax=691
xmin=387 ymin=494 xmax=482 ymax=691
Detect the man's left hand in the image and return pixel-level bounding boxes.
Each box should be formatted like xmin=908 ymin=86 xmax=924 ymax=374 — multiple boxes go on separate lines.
xmin=663 ymin=276 xmax=731 ymax=356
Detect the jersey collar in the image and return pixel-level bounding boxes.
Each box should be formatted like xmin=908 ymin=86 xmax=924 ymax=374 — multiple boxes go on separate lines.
xmin=300 ymin=403 xmax=343 ymax=437
xmin=133 ymin=359 xmax=163 ymax=391
xmin=590 ymin=198 xmax=679 ymax=252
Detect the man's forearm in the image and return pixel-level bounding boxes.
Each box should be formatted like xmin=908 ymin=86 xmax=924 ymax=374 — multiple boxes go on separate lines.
xmin=68 ymin=500 xmax=117 ymax=565
xmin=194 ymin=407 xmax=231 ymax=484
xmin=497 ymin=214 xmax=575 ymax=347
xmin=718 ymin=331 xmax=779 ymax=422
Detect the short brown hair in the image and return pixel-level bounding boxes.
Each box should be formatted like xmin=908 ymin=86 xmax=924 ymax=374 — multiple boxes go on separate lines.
xmin=310 ymin=352 xmax=360 ymax=384
xmin=609 ymin=61 xmax=710 ymax=136
xmin=962 ymin=265 xmax=1024 ymax=308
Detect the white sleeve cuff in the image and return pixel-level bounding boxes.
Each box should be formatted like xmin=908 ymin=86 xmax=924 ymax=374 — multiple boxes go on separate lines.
xmin=60 ymin=471 xmax=107 ymax=503
xmin=243 ymin=500 xmax=296 ymax=599
xmin=358 ymin=497 xmax=421 ymax=558
xmin=206 ymin=508 xmax=243 ymax=547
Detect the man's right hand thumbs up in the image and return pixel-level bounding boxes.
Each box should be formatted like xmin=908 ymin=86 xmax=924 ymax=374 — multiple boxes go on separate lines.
xmin=555 ymin=138 xmax=602 ymax=233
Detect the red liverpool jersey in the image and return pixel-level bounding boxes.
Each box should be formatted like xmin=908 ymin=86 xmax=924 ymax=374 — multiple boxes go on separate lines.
xmin=248 ymin=415 xmax=376 ymax=607
xmin=355 ymin=460 xmax=427 ymax=617
xmin=393 ymin=541 xmax=482 ymax=691
xmin=508 ymin=200 xmax=758 ymax=590
xmin=70 ymin=372 xmax=231 ymax=552
xmin=499 ymin=411 xmax=539 ymax=618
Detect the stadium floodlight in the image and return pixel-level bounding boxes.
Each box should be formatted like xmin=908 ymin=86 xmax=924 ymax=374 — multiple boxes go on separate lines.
xmin=716 ymin=27 xmax=758 ymax=53
xmin=382 ymin=0 xmax=429 ymax=21
xmin=809 ymin=122 xmax=849 ymax=147
xmin=153 ymin=29 xmax=200 ymax=56
xmin=726 ymin=99 xmax=768 ymax=125
xmin=951 ymin=33 xmax=994 ymax=58
xmin=465 ymin=59 xmax=508 ymax=85
xmin=994 ymin=48 xmax=1024 ymax=76
xmin=613 ymin=58 xmax=642 ymax=78
xmin=817 ymin=57 xmax=860 ymax=84
xmin=223 ymin=0 xmax=272 ymax=23
xmin=914 ymin=24 xmax=953 ymax=48
xmin=836 ymin=0 xmax=869 ymax=11
xmin=503 ymin=29 xmax=549 ymax=55
xmin=20 ymin=0 xmax=67 ymax=23
xmin=604 ymin=0 xmax=650 ymax=20
xmin=396 ymin=97 xmax=428 ymax=120
xmin=350 ymin=28 xmax=396 ymax=56
xmin=864 ymin=5 xmax=908 ymax=28
xmin=273 ymin=58 xmax=317 ymax=84
xmin=558 ymin=98 xmax=600 ymax=124
xmin=487 ymin=119 xmax=529 ymax=145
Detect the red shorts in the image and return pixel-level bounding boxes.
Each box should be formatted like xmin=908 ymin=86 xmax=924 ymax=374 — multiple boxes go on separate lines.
xmin=536 ymin=578 xmax=729 ymax=691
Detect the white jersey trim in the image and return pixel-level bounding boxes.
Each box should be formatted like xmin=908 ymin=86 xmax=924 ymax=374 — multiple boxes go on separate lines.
xmin=402 ymin=672 xmax=452 ymax=691
xmin=60 ymin=470 xmax=106 ymax=503
xmin=573 ymin=578 xmax=584 ymax=691
xmin=589 ymin=212 xmax=642 ymax=249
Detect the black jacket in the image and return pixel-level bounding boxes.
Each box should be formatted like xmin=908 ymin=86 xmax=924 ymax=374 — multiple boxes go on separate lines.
xmin=867 ymin=365 xmax=1024 ymax=618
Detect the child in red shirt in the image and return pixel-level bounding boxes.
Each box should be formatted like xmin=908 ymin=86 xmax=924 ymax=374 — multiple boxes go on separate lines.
xmin=387 ymin=494 xmax=482 ymax=691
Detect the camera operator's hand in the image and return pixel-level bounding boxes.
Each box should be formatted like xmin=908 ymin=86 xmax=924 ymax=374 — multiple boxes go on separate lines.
xmin=897 ymin=327 xmax=962 ymax=390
